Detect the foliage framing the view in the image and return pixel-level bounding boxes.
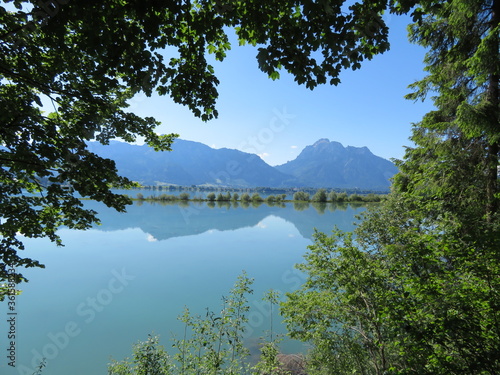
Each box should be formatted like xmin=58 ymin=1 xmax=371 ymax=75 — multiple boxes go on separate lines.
xmin=2 ymin=0 xmax=499 ymax=372
xmin=0 ymin=0 xmax=416 ymax=286
xmin=282 ymin=0 xmax=500 ymax=374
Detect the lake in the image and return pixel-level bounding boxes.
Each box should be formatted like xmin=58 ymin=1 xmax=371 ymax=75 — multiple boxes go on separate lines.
xmin=1 ymin=199 xmax=365 ymax=375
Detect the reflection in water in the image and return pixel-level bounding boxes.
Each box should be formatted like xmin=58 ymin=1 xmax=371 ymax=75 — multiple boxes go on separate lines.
xmin=217 ymin=201 xmax=231 ymax=209
xmin=312 ymin=202 xmax=327 ymax=214
xmin=8 ymin=200 xmax=367 ymax=375
xmin=90 ymin=200 xmax=367 ymax=242
xmin=178 ymin=200 xmax=190 ymax=208
xmin=292 ymin=202 xmax=309 ymax=211
xmin=332 ymin=202 xmax=349 ymax=211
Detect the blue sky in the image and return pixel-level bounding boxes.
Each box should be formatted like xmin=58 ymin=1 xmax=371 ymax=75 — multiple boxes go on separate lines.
xmin=129 ymin=13 xmax=435 ymax=166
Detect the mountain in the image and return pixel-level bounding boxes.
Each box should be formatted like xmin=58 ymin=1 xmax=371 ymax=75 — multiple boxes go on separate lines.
xmin=87 ymin=138 xmax=397 ymax=189
xmin=275 ymin=138 xmax=397 ymax=190
xmin=87 ymin=139 xmax=297 ymax=187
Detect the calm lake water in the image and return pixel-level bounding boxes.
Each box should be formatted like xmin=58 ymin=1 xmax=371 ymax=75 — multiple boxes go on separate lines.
xmin=1 ymin=199 xmax=366 ymax=375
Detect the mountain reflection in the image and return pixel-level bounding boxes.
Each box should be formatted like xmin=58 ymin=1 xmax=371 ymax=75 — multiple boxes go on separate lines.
xmin=87 ymin=200 xmax=365 ymax=241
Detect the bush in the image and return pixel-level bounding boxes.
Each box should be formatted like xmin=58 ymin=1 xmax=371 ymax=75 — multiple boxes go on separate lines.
xmin=251 ymin=193 xmax=263 ymax=202
xmin=108 ymin=273 xmax=264 ymax=375
xmin=311 ymin=189 xmax=327 ymax=202
xmin=158 ymin=194 xmax=176 ymax=201
xmin=348 ymin=193 xmax=363 ymax=202
xmin=363 ymin=193 xmax=381 ymax=202
xmin=206 ymin=192 xmax=216 ymax=201
xmin=216 ymin=192 xmax=231 ymax=201
xmin=266 ymin=195 xmax=276 ymax=203
xmin=108 ymin=335 xmax=171 ymax=375
xmin=336 ymin=192 xmax=348 ymax=202
xmin=328 ymin=191 xmax=337 ymax=202
xmin=293 ymin=191 xmax=310 ymax=201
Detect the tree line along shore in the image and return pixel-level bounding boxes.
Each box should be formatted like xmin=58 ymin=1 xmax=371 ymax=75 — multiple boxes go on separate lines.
xmin=130 ymin=189 xmax=385 ymax=203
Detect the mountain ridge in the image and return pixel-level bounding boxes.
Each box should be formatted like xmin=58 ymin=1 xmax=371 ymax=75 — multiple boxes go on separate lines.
xmin=88 ymin=138 xmax=397 ymax=190
xmin=275 ymin=138 xmax=397 ymax=190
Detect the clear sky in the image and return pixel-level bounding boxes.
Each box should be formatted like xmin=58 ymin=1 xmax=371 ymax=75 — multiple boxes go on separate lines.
xmin=128 ymin=13 xmax=435 ymax=166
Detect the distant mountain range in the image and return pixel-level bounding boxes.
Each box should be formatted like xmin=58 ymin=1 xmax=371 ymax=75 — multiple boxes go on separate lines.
xmin=275 ymin=139 xmax=398 ymax=189
xmin=88 ymin=138 xmax=398 ymax=190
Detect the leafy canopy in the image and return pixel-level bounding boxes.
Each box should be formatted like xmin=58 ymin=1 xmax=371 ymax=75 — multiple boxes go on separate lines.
xmin=282 ymin=0 xmax=500 ymax=373
xmin=0 ymin=0 xmax=423 ymax=284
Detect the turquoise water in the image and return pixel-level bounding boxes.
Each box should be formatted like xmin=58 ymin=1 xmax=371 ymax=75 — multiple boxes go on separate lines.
xmin=1 ymin=201 xmax=364 ymax=375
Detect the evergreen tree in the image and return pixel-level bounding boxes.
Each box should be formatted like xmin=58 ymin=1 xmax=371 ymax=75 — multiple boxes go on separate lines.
xmin=283 ymin=1 xmax=500 ymax=373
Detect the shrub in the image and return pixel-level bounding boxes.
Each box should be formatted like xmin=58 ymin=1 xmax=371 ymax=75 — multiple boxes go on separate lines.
xmin=108 ymin=273 xmax=258 ymax=375
xmin=337 ymin=192 xmax=348 ymax=202
xmin=251 ymin=193 xmax=263 ymax=202
xmin=266 ymin=195 xmax=276 ymax=203
xmin=363 ymin=193 xmax=381 ymax=202
xmin=293 ymin=191 xmax=310 ymax=201
xmin=311 ymin=189 xmax=327 ymax=202
xmin=348 ymin=194 xmax=363 ymax=202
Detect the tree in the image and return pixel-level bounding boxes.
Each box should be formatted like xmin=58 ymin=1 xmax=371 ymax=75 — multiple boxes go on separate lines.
xmin=385 ymin=1 xmax=500 ymax=368
xmin=404 ymin=0 xmax=500 ymax=220
xmin=336 ymin=192 xmax=348 ymax=202
xmin=311 ymin=188 xmax=327 ymax=202
xmin=293 ymin=191 xmax=310 ymax=202
xmin=282 ymin=230 xmax=403 ymax=375
xmin=265 ymin=194 xmax=276 ymax=204
xmin=282 ymin=0 xmax=500 ymax=373
xmin=1 ymin=0 xmax=411 ymax=287
xmin=348 ymin=193 xmax=363 ymax=202
xmin=327 ymin=191 xmax=337 ymax=202
xmin=284 ymin=190 xmax=500 ymax=374
xmin=251 ymin=192 xmax=263 ymax=202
